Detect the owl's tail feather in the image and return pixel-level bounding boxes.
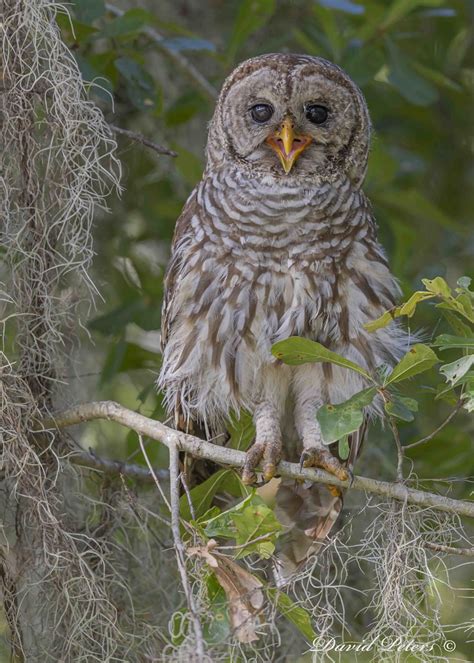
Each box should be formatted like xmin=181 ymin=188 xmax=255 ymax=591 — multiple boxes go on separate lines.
xmin=273 ymin=480 xmax=343 ymax=586
xmin=272 ymin=423 xmax=367 ymax=587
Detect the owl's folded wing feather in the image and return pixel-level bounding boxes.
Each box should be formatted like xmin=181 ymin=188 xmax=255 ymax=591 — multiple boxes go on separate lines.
xmin=160 ymin=190 xmax=198 ymax=351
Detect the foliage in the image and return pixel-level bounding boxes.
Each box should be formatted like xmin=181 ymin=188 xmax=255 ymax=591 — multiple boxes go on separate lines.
xmin=275 ymin=274 xmax=472 ymax=443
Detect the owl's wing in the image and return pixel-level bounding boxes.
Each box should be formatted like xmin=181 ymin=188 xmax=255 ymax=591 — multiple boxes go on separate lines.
xmin=273 ymin=419 xmax=368 ymax=586
xmin=160 ymin=189 xmax=198 ymax=352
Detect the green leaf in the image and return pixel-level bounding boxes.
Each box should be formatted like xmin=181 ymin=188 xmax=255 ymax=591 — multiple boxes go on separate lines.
xmin=203 ymin=492 xmax=255 ymax=538
xmin=364 ymin=309 xmax=397 ymax=333
xmin=268 ymin=589 xmax=316 ymax=642
xmin=384 ymin=344 xmax=439 ymax=386
xmin=227 ymin=410 xmax=255 ymax=451
xmin=160 ymin=37 xmax=216 ymax=52
xmin=421 ymin=276 xmax=452 ymax=298
xmin=380 ymin=0 xmax=444 ymax=30
xmin=74 ymin=54 xmax=113 ymax=101
xmin=203 ymin=493 xmax=282 ymax=558
xmin=441 ymin=311 xmax=473 ymax=337
xmin=312 ymin=4 xmax=344 ymax=61
xmin=227 ymin=0 xmax=276 ymax=62
xmin=364 ymin=286 xmax=435 ymax=334
xmin=440 ymin=355 xmax=474 ymax=387
xmin=100 ymin=9 xmax=152 ymax=38
xmin=165 ymin=91 xmax=207 ymax=127
xmin=115 ymin=56 xmax=158 ymax=111
xmin=385 ymin=395 xmax=417 ymax=422
xmin=73 ymin=0 xmax=105 ymax=24
xmin=180 ymin=469 xmax=243 ymax=521
xmin=203 ymin=581 xmax=230 ymax=644
xmin=338 ymin=435 xmax=350 ymax=460
xmin=272 ymin=337 xmax=372 ymax=380
xmin=461 ymin=382 xmax=474 ymax=413
xmin=318 ymin=0 xmax=365 ymax=14
xmin=446 ymin=28 xmax=472 ymax=72
xmin=89 ymin=300 xmax=146 ymax=335
xmin=386 ymin=40 xmax=438 ymax=106
xmin=317 ymin=387 xmax=377 ymax=444
xmin=100 ymin=337 xmax=127 ymax=385
xmin=433 ymin=335 xmax=474 ymax=351
xmin=412 ymin=61 xmax=462 ymax=92
xmin=232 ymin=504 xmax=282 ymax=558
xmin=457 ymin=276 xmax=472 ymax=291
xmin=398 ymin=291 xmax=436 ymax=316
xmin=436 ymin=296 xmax=474 ymax=323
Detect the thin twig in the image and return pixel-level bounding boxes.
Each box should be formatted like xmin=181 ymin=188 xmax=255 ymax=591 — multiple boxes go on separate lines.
xmin=424 ymin=541 xmax=474 ymax=557
xmin=217 ymin=532 xmax=280 ymax=551
xmin=110 ymin=124 xmax=177 ymax=157
xmin=71 ymin=447 xmax=169 ymax=482
xmin=41 ymin=401 xmax=474 ymax=518
xmin=105 ymin=4 xmax=218 ymax=102
xmin=138 ymin=434 xmax=171 ymax=511
xmin=169 ymin=442 xmax=206 ymax=659
xmin=388 ymin=415 xmax=405 ymax=482
xmin=180 ymin=473 xmax=196 ymax=521
xmin=403 ymin=402 xmax=462 ymax=450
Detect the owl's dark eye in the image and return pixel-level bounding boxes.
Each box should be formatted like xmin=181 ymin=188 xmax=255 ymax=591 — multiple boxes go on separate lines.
xmin=250 ymin=103 xmax=274 ymax=124
xmin=305 ymin=104 xmax=329 ymax=125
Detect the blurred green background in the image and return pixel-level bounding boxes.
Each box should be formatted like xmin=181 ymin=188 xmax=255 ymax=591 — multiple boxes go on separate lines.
xmin=4 ymin=1 xmax=469 ymax=660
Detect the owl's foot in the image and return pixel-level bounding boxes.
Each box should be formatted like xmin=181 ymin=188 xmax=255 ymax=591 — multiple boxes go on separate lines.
xmin=300 ymin=446 xmax=350 ymax=483
xmin=242 ymin=439 xmax=282 ymax=485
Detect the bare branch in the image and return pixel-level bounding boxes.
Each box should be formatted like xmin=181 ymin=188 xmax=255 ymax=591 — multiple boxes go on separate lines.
xmin=41 ymin=401 xmax=474 ymax=519
xmin=424 ymin=541 xmax=474 ymax=557
xmin=105 ymin=4 xmax=218 ymax=102
xmin=168 ymin=442 xmax=206 ymax=658
xmin=403 ymin=402 xmax=462 ymax=450
xmin=70 ymin=446 xmax=169 ymax=483
xmin=180 ymin=473 xmax=196 ymax=521
xmin=388 ymin=415 xmax=405 ymax=482
xmin=110 ymin=124 xmax=177 ymax=157
xmin=138 ymin=433 xmax=172 ymax=510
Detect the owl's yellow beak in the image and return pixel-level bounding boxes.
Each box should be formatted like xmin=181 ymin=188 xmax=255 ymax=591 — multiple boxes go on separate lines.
xmin=265 ymin=116 xmax=312 ymax=174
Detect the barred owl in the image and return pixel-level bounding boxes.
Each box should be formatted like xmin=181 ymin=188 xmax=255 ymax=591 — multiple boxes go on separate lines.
xmin=159 ymin=54 xmax=407 ymax=579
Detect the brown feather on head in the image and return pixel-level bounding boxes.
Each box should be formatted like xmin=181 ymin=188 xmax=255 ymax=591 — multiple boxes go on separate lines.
xmin=206 ymin=53 xmax=371 ymax=187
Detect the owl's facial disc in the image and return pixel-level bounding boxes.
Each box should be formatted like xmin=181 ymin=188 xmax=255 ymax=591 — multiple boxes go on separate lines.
xmin=265 ymin=116 xmax=312 ymax=174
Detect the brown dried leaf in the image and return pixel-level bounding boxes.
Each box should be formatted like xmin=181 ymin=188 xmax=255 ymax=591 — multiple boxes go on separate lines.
xmin=188 ymin=540 xmax=265 ymax=643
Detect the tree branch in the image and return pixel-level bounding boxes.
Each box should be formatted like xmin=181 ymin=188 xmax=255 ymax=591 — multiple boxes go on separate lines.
xmin=168 ymin=441 xmax=206 ymax=657
xmin=110 ymin=124 xmax=177 ymax=157
xmin=388 ymin=414 xmax=405 ymax=482
xmin=105 ymin=4 xmax=218 ymax=102
xmin=403 ymin=401 xmax=462 ymax=450
xmin=424 ymin=541 xmax=474 ymax=557
xmin=40 ymin=400 xmax=474 ymax=519
xmin=69 ymin=446 xmax=169 ymax=482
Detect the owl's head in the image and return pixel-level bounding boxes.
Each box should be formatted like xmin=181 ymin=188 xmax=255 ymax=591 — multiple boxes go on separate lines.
xmin=206 ymin=54 xmax=370 ymax=188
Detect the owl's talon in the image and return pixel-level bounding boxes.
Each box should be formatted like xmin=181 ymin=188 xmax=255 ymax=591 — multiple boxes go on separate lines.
xmin=300 ymin=446 xmax=349 ymax=483
xmin=242 ymin=442 xmax=263 ymax=485
xmin=263 ymin=462 xmax=277 ymax=482
xmin=242 ymin=440 xmax=281 ymax=485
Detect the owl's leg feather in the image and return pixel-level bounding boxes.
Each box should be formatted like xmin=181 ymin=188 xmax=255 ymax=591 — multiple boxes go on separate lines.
xmin=294 ymin=370 xmax=349 ymax=482
xmin=242 ymin=401 xmax=282 ymax=485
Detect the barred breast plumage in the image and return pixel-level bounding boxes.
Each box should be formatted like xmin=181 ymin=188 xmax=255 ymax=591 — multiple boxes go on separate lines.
xmin=158 ymin=53 xmax=408 ymax=581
